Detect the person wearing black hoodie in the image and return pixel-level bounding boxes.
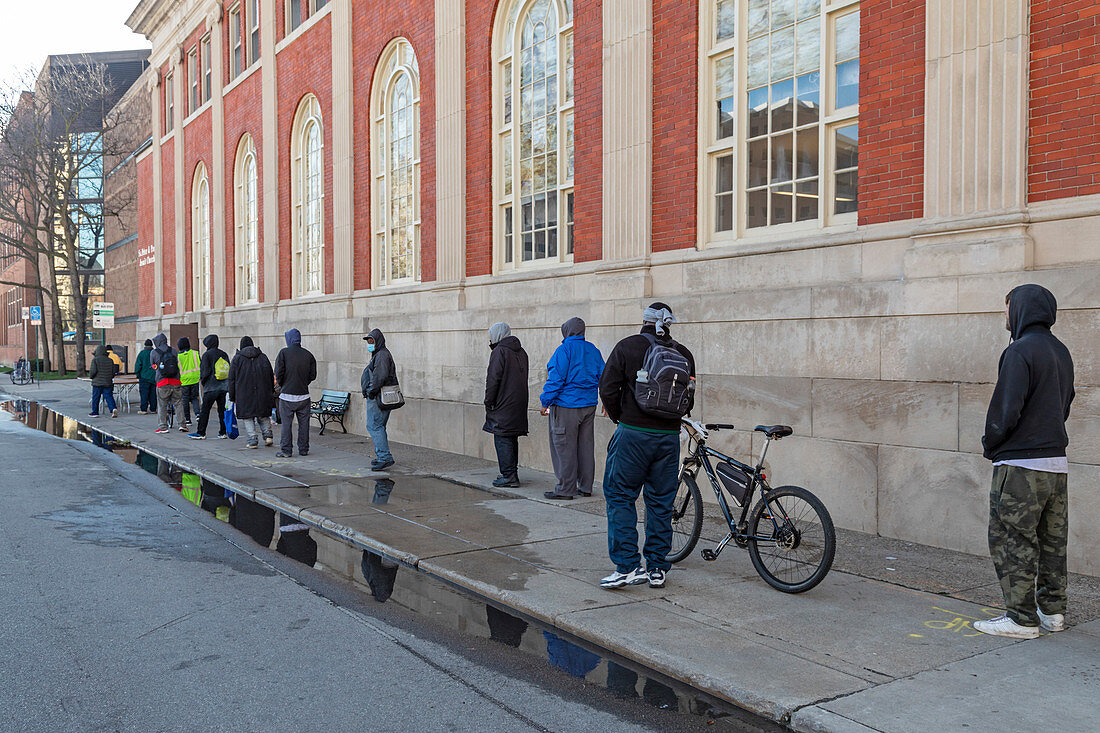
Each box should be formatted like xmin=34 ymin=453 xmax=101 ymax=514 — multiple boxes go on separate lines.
xmin=974 ymin=284 xmax=1075 ymax=640
xmin=228 ymin=336 xmax=276 ymax=448
xmin=190 ymin=334 xmax=230 ymax=439
xmin=597 ymin=302 xmax=696 ymax=591
xmin=360 ymin=328 xmax=398 ymax=470
xmin=483 ymin=322 xmax=529 ymax=488
xmin=274 ymin=328 xmax=317 ymax=457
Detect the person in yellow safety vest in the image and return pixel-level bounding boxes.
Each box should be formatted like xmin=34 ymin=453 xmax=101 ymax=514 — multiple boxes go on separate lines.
xmin=177 ymin=337 xmax=202 ymax=432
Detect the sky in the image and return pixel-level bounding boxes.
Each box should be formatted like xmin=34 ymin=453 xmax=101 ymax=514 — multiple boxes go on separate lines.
xmin=0 ymin=0 xmax=150 ymax=89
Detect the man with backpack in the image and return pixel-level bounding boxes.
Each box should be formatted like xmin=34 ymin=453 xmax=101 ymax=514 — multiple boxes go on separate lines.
xmin=134 ymin=339 xmax=158 ymax=414
xmin=189 ymin=334 xmax=230 ymax=440
xmin=177 ymin=337 xmax=202 ymax=432
xmin=597 ymin=303 xmax=696 ymax=590
xmin=151 ymin=333 xmax=183 ymax=435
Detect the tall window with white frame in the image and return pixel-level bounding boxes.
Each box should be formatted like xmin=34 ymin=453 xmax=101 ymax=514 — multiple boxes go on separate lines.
xmin=201 ymin=35 xmax=212 ymax=102
xmin=371 ymin=39 xmax=421 ymax=286
xmin=191 ymin=163 xmax=211 ymax=311
xmin=235 ymin=135 xmax=259 ymax=303
xmin=229 ymin=5 xmax=244 ymax=78
xmin=291 ymin=95 xmax=324 ymax=296
xmin=495 ymin=0 xmax=575 ymax=269
xmin=188 ymin=49 xmax=200 ymax=114
xmin=707 ymin=0 xmax=859 ymax=237
xmin=249 ymin=0 xmax=261 ymax=64
xmin=163 ymin=71 xmax=173 ymax=134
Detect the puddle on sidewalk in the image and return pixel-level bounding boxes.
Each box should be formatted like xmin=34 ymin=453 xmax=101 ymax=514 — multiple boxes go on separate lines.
xmin=1 ymin=395 xmax=770 ymax=730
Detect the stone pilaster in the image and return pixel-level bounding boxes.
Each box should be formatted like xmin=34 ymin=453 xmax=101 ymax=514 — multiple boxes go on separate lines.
xmin=260 ymin=0 xmax=279 ymax=303
xmin=330 ymin=0 xmax=354 ymax=294
xmin=208 ymin=7 xmax=227 ymax=308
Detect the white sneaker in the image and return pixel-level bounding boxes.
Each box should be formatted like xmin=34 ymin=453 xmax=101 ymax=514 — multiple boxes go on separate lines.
xmin=973 ymin=614 xmax=1040 ymax=639
xmin=600 ymin=567 xmax=648 ymax=589
xmin=1038 ymin=607 xmax=1065 ymax=632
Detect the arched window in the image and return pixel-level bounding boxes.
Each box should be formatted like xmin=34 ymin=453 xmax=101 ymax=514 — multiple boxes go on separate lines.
xmin=191 ymin=162 xmax=211 ymax=311
xmin=495 ymin=0 xmax=574 ymax=269
xmin=704 ymin=0 xmax=859 ymax=239
xmin=291 ymin=94 xmax=324 ymax=296
xmin=234 ymin=134 xmax=259 ymax=303
xmin=371 ymin=38 xmax=421 ymax=286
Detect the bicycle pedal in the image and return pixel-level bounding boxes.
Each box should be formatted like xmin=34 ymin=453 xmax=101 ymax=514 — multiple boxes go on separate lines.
xmin=701 ymin=549 xmax=717 ymax=562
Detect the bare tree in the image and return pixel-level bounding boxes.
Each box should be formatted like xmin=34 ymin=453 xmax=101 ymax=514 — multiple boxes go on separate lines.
xmin=0 ymin=61 xmax=141 ymax=375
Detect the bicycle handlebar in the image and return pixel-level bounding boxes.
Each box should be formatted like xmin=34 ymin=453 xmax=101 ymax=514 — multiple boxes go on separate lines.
xmin=705 ymin=423 xmax=736 ymax=431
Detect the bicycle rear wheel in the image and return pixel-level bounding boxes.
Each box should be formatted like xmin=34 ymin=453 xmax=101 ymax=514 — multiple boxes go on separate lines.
xmin=666 ymin=473 xmax=703 ymax=564
xmin=747 ymin=485 xmax=835 ymax=593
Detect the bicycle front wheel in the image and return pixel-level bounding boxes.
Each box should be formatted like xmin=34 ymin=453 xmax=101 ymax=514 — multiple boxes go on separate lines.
xmin=666 ymin=472 xmax=703 ymax=564
xmin=747 ymin=485 xmax=835 ymax=593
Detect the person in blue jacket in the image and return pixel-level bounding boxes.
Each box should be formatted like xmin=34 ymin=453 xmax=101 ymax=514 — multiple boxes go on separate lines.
xmin=539 ymin=317 xmax=604 ymax=500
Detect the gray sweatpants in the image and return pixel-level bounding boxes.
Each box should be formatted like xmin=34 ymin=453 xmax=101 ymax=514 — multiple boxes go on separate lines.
xmin=548 ymin=405 xmax=597 ymax=496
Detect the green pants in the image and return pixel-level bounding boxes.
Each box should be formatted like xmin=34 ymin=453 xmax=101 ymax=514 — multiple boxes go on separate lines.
xmin=988 ymin=465 xmax=1069 ymax=626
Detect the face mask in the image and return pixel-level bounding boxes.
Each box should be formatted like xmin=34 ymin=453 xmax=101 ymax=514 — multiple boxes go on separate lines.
xmin=367 ymin=343 xmax=376 ymax=353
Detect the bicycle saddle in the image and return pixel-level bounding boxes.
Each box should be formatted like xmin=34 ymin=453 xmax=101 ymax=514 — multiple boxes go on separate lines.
xmin=754 ymin=424 xmax=793 ymax=438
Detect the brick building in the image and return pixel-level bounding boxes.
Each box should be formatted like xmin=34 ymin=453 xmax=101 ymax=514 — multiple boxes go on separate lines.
xmin=126 ymin=0 xmax=1100 ymax=574
xmin=104 ymin=73 xmax=154 ymax=362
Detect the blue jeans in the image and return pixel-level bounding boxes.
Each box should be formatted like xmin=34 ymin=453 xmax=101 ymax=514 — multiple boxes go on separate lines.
xmin=366 ymin=398 xmax=393 ymax=463
xmin=90 ymin=385 xmax=117 ymax=415
xmin=139 ymin=380 xmax=157 ymax=412
xmin=603 ymin=425 xmax=680 ymax=573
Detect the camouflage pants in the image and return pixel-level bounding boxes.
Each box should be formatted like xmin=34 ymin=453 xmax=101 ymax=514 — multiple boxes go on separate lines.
xmin=988 ymin=465 xmax=1069 ymax=626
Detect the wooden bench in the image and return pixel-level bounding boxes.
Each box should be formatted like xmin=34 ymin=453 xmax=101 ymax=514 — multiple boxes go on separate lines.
xmin=311 ymin=390 xmax=351 ymax=435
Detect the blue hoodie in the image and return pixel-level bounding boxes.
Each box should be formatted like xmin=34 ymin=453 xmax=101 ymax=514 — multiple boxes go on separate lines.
xmin=540 ymin=317 xmax=604 ymax=409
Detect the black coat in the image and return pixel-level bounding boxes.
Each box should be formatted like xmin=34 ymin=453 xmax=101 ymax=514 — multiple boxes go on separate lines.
xmin=360 ymin=328 xmax=397 ymax=400
xmin=88 ymin=345 xmax=118 ymax=387
xmin=983 ymin=284 xmax=1075 ymax=461
xmin=599 ymin=324 xmax=696 ymax=432
xmin=228 ymin=346 xmax=276 ymax=419
xmin=483 ymin=335 xmax=529 ymax=437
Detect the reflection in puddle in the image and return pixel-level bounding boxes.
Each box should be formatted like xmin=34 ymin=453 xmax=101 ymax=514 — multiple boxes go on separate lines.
xmin=2 ymin=396 xmax=738 ymax=725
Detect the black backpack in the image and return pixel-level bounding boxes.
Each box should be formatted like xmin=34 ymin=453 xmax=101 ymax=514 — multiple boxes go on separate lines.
xmin=158 ymin=350 xmax=180 ymax=379
xmin=633 ymin=334 xmax=694 ymax=419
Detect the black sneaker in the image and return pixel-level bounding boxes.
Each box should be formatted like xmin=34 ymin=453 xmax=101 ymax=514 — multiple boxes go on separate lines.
xmin=647 ymin=568 xmax=666 ymax=588
xmin=543 ymin=491 xmax=574 ymax=500
xmin=492 ymin=475 xmax=520 ymax=488
xmin=275 ymin=451 xmax=293 ymax=458
xmin=299 ymin=450 xmax=309 ymax=456
xmin=372 ymin=459 xmax=395 ymax=470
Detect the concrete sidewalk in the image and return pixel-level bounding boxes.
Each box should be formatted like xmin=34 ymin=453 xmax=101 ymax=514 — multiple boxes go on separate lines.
xmin=6 ymin=380 xmax=1100 ymax=732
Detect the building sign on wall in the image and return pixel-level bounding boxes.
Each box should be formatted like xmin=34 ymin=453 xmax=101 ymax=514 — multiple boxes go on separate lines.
xmin=138 ymin=245 xmax=155 ymax=268
xmin=92 ymin=302 xmax=115 ymax=329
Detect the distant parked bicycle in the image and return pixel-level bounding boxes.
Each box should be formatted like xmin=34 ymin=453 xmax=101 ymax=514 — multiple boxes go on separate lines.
xmin=668 ymin=419 xmax=835 ymax=593
xmin=9 ymin=358 xmax=32 ymax=385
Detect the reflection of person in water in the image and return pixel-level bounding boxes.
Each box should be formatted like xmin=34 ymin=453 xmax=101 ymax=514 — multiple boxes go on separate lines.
xmin=607 ymin=661 xmax=638 ymax=698
xmin=277 ymin=513 xmax=317 ymax=566
xmin=372 ymin=478 xmax=395 ymax=504
xmin=361 ymin=550 xmax=399 ymax=602
xmin=486 ymin=605 xmax=528 ymax=648
xmin=230 ymin=495 xmax=275 ymax=547
xmin=543 ymin=631 xmax=601 ymax=679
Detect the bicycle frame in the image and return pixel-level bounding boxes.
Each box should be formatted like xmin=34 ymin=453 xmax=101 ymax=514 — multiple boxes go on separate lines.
xmin=679 ymin=423 xmax=789 ymax=555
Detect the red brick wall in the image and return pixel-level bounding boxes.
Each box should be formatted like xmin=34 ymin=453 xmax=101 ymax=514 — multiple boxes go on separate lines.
xmin=276 ymin=14 xmax=335 ymax=299
xmin=572 ymin=0 xmax=603 ymax=261
xmin=464 ymin=0 xmax=496 ymax=277
xmin=352 ymin=0 xmax=437 ymax=289
xmin=857 ymin=0 xmax=925 ymax=225
xmin=182 ymin=106 xmax=213 ymax=313
xmin=1029 ymin=1 xmax=1100 ymax=202
xmin=160 ymin=138 xmax=176 ymax=314
xmin=222 ymin=69 xmax=265 ymax=306
xmin=650 ymin=0 xmax=696 ymax=253
xmin=138 ymin=155 xmax=155 ymax=318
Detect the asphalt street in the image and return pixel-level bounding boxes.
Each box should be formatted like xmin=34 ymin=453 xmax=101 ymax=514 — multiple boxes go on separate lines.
xmin=0 ymin=408 xmax=729 ymax=733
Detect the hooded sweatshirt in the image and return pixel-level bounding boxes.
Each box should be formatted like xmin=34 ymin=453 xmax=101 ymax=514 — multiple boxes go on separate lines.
xmin=540 ymin=317 xmax=605 ymax=409
xmin=89 ymin=344 xmax=119 ymax=387
xmin=274 ymin=328 xmax=317 ymax=399
xmin=228 ymin=336 xmax=276 ymax=419
xmin=599 ymin=322 xmax=696 ymax=433
xmin=199 ymin=334 xmax=230 ymax=393
xmin=360 ymin=328 xmax=397 ymax=401
xmin=177 ymin=337 xmax=201 ymax=387
xmin=982 ymin=284 xmax=1075 ymax=463
xmin=150 ymin=333 xmax=181 ymax=388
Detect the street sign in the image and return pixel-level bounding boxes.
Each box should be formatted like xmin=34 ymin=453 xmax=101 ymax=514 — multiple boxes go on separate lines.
xmin=21 ymin=307 xmax=29 ymax=320
xmin=92 ymin=301 xmax=115 ymax=329
xmin=29 ymin=306 xmax=41 ymax=325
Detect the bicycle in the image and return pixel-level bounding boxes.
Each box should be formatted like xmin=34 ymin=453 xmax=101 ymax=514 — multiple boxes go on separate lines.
xmin=667 ymin=419 xmax=835 ymax=593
